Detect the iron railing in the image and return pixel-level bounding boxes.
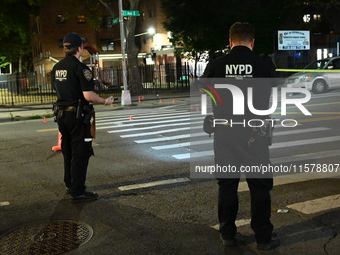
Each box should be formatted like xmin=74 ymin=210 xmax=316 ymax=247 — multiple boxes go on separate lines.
xmin=0 ymin=63 xmax=193 ymax=106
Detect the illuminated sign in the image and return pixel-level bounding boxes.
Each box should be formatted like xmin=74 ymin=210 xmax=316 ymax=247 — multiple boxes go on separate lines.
xmin=278 ymin=30 xmax=310 ymax=50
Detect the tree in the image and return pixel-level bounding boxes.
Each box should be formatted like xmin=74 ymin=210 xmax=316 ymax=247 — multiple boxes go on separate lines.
xmin=99 ymin=0 xmax=143 ymax=95
xmin=0 ymin=57 xmax=10 ymax=73
xmin=161 ymin=0 xmax=229 ymax=77
xmin=124 ymin=0 xmax=143 ymax=95
xmin=0 ymin=0 xmax=40 ymax=72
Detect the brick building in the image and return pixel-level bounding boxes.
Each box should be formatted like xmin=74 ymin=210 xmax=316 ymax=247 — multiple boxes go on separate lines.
xmin=30 ymin=0 xmax=174 ymax=86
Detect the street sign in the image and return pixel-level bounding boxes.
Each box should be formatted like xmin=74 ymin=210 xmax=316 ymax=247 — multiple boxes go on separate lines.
xmin=123 ymin=10 xmax=140 ymax=16
xmin=112 ymin=17 xmax=120 ymax=25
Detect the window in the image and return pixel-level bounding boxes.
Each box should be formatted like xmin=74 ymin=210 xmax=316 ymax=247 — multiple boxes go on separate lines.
xmin=102 ymin=16 xmax=113 ymax=28
xmin=56 ymin=14 xmax=66 ymax=24
xmin=31 ymin=18 xmax=40 ymax=35
xmin=313 ymin=14 xmax=322 ymax=22
xmin=329 ymin=59 xmax=340 ymax=69
xmin=148 ymin=9 xmax=153 ymax=18
xmin=100 ymin=39 xmax=114 ymax=51
xmin=78 ymin=15 xmax=86 ymax=24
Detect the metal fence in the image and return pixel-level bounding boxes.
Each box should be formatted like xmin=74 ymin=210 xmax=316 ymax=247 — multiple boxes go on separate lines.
xmin=0 ymin=63 xmax=192 ymax=106
xmin=0 ymin=72 xmax=55 ymax=106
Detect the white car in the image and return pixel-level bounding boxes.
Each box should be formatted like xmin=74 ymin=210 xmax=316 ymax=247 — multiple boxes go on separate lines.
xmin=285 ymin=57 xmax=340 ymax=93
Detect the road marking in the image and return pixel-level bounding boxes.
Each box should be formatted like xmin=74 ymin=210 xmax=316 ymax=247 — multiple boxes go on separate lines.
xmin=98 ymin=116 xmax=203 ymax=130
xmin=275 ymin=112 xmax=340 ymax=115
xmin=134 ymin=132 xmax=205 ymax=144
xmin=0 ymin=201 xmax=10 ymax=206
xmin=182 ymin=147 xmax=340 ymax=162
xmin=211 ymin=194 xmax=340 ymax=229
xmin=212 ymin=219 xmax=251 ymax=230
xmin=271 ymin=135 xmax=340 ymax=149
xmin=135 ymin=134 xmax=190 ymax=143
xmin=118 ymin=177 xmax=190 ymax=191
xmin=120 ymin=127 xmax=191 ymax=138
xmin=173 ymin=133 xmax=337 ymax=160
xmin=152 ymin=128 xmax=329 ymax=150
xmin=170 ymin=128 xmax=332 ymax=159
xmin=287 ymin=194 xmax=340 ymax=214
xmin=296 ymin=116 xmax=340 ymax=123
xmin=108 ymin=121 xmax=202 ymax=133
xmin=120 ymin=126 xmax=204 ymax=138
xmin=174 ymin=151 xmax=210 ymax=160
xmin=265 ymin=127 xmax=328 ymax=136
xmin=152 ymin=142 xmax=192 ymax=150
xmin=271 ymin=148 xmax=340 ymax=164
xmin=238 ymin=172 xmax=340 ymax=192
xmin=211 ymin=173 xmax=340 ymax=229
xmin=97 ymin=109 xmax=191 ymax=120
xmin=36 ymin=128 xmax=58 ymax=132
xmin=97 ymin=112 xmax=193 ymax=125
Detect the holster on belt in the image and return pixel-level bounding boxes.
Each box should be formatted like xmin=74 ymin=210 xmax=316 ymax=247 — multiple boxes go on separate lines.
xmin=91 ymin=110 xmax=96 ymax=139
xmin=83 ymin=104 xmax=96 ymax=139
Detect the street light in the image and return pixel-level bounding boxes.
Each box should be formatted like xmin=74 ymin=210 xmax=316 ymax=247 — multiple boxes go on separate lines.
xmin=135 ymin=28 xmax=156 ymax=37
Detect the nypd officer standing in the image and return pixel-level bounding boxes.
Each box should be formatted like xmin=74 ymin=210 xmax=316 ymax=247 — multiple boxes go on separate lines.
xmin=52 ymin=32 xmax=114 ymax=203
xmin=202 ymin=22 xmax=279 ymax=251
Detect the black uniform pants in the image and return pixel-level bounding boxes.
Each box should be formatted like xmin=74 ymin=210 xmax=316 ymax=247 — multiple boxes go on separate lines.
xmin=57 ymin=111 xmax=94 ymax=196
xmin=214 ymin=125 xmax=274 ymax=244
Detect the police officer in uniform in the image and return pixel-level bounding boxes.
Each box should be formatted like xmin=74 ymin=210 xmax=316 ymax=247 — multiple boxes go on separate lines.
xmin=52 ymin=32 xmax=114 ymax=202
xmin=202 ymin=22 xmax=279 ymax=250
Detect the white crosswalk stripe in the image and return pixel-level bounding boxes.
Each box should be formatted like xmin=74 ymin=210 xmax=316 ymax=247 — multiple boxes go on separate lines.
xmin=97 ymin=104 xmax=340 ymax=163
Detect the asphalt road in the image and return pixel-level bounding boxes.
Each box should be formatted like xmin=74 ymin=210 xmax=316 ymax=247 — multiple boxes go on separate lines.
xmin=0 ymin=91 xmax=339 ymax=255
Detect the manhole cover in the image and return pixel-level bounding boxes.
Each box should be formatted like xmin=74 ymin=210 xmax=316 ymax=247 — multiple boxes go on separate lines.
xmin=0 ymin=220 xmax=93 ymax=255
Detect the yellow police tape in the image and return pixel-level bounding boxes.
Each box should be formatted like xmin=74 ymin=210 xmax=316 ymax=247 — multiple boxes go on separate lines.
xmin=276 ymin=68 xmax=340 ymax=73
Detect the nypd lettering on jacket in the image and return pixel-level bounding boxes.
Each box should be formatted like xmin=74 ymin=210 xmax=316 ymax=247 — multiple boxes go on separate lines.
xmin=225 ymin=64 xmax=253 ymax=78
xmin=55 ymin=70 xmax=67 ymax=81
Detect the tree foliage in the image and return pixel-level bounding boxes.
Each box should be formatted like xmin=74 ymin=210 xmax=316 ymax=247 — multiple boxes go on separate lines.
xmin=161 ymin=0 xmax=340 ymax=62
xmin=0 ymin=0 xmax=41 ymax=71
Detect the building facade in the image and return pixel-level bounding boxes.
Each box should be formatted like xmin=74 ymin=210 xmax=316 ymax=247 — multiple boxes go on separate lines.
xmin=30 ymin=0 xmax=174 ymax=86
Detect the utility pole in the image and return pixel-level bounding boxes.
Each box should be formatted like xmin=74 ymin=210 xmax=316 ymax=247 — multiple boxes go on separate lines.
xmin=118 ymin=0 xmax=131 ymax=106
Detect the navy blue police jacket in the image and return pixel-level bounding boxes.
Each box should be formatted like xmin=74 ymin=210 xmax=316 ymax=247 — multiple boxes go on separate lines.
xmin=202 ymin=46 xmax=276 ymax=121
xmin=52 ymin=55 xmax=94 ymax=107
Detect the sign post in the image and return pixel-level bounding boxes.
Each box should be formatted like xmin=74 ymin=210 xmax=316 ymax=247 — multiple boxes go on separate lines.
xmin=118 ymin=0 xmax=131 ymax=106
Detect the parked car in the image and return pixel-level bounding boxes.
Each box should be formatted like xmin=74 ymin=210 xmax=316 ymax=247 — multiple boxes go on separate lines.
xmin=285 ymin=56 xmax=340 ymax=93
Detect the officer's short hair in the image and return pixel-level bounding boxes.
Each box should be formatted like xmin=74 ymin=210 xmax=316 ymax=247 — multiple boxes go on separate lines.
xmin=229 ymin=22 xmax=255 ymax=42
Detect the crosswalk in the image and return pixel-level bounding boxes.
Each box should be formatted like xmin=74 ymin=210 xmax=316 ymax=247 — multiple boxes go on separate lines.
xmin=96 ymin=103 xmax=340 ymax=216
xmin=96 ymin=103 xmax=340 ymax=164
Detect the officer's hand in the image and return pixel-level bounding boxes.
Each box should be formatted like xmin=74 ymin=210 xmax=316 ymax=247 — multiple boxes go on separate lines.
xmin=104 ymin=96 xmax=114 ymax=105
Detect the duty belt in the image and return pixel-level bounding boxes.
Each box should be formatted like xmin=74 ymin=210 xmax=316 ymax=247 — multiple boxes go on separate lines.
xmin=58 ymin=106 xmax=76 ymax=112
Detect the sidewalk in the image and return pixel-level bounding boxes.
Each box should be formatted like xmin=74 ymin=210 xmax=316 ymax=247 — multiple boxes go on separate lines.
xmin=0 ymin=92 xmax=191 ymax=122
